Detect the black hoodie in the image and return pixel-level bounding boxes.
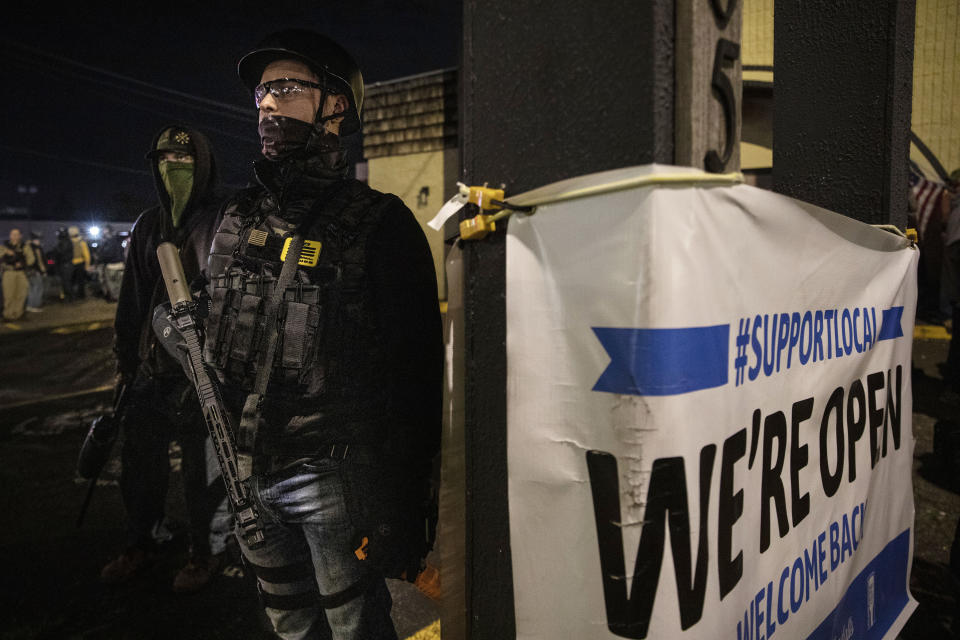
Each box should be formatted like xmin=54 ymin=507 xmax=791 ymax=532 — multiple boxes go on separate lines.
xmin=113 ymin=124 xmax=224 ymax=380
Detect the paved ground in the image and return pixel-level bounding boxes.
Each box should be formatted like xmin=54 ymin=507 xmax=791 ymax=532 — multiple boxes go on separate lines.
xmin=0 ymin=297 xmax=117 ymax=337
xmin=901 ymin=335 xmax=960 ymax=638
xmin=0 ymin=299 xmax=439 ymax=640
xmin=1 ymin=299 xmax=958 ymax=638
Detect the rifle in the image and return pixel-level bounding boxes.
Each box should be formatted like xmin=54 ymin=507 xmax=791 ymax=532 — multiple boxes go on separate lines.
xmin=154 ymin=241 xmax=265 ymax=550
xmin=75 ymin=383 xmax=128 ymax=528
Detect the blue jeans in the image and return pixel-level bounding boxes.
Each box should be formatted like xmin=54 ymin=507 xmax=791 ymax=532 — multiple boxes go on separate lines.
xmin=100 ymin=262 xmax=124 ymax=301
xmin=26 ymin=271 xmax=43 ymax=308
xmin=239 ymin=458 xmax=397 ymax=640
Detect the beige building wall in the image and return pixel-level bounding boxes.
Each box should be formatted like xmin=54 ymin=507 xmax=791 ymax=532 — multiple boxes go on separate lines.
xmin=367 ymin=149 xmax=458 ymax=300
xmin=742 ymin=0 xmax=773 ymax=84
xmin=913 ymin=0 xmax=960 ymax=175
xmin=740 ymin=0 xmax=959 ymax=175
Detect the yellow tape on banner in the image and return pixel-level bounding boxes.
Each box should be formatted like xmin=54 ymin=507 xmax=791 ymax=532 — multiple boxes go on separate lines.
xmin=459 ymin=214 xmax=497 ymax=240
xmin=456 ymin=171 xmax=745 ymax=240
xmin=468 ymin=185 xmax=505 ymax=211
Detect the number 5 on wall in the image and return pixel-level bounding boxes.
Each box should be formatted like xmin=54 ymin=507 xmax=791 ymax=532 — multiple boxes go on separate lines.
xmin=705 ymin=38 xmax=741 ymax=173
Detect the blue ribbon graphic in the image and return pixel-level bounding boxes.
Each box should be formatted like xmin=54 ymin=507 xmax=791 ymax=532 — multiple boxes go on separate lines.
xmin=592 ymin=325 xmax=730 ymax=396
xmin=877 ymin=306 xmax=904 ymax=341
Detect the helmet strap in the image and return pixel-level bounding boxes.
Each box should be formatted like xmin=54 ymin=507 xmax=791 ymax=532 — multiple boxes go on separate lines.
xmin=311 ymin=78 xmax=347 ymax=133
xmin=284 ymin=76 xmax=347 ymax=167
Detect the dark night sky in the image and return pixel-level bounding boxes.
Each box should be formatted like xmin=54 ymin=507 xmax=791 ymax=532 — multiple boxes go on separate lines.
xmin=0 ymin=1 xmax=460 ymax=224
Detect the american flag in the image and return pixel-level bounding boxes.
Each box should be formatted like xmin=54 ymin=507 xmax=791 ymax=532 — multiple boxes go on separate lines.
xmin=909 ymin=167 xmax=944 ymax=240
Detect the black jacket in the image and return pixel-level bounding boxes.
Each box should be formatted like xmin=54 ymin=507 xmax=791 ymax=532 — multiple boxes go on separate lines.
xmin=97 ymin=234 xmax=125 ymax=264
xmin=53 ymin=234 xmax=73 ymax=268
xmin=206 ymin=141 xmax=442 ymax=467
xmin=113 ymin=124 xmax=223 ymax=380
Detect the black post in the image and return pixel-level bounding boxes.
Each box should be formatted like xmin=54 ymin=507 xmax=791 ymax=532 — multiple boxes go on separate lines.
xmin=460 ymin=2 xmax=675 ymax=637
xmin=773 ymin=0 xmax=916 ymax=228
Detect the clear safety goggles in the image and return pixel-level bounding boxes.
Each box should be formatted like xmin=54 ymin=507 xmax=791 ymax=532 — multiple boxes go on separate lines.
xmin=253 ymin=78 xmax=324 ymax=109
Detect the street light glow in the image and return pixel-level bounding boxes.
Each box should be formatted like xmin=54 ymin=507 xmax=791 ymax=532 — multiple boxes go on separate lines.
xmin=88 ymin=226 xmax=101 ymax=239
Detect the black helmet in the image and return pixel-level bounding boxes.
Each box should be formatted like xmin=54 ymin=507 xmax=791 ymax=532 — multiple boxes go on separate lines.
xmin=238 ymin=29 xmax=364 ymax=135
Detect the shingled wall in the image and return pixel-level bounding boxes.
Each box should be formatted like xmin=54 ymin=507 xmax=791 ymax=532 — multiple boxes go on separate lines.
xmin=362 ymin=68 xmax=458 ymax=159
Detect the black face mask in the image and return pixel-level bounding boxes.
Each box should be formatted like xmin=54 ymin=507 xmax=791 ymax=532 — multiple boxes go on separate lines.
xmin=258 ymin=115 xmax=314 ymax=161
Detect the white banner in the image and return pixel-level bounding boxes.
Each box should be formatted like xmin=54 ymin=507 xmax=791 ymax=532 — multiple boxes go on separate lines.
xmin=506 ymin=165 xmax=918 ymax=640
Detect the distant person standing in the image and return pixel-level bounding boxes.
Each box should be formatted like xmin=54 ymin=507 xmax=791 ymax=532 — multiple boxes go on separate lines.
xmin=68 ymin=226 xmax=91 ymax=300
xmin=2 ymin=228 xmax=35 ymax=321
xmin=25 ymin=231 xmax=47 ymax=312
xmin=97 ymin=225 xmax=126 ymax=302
xmin=53 ymin=227 xmax=75 ymax=302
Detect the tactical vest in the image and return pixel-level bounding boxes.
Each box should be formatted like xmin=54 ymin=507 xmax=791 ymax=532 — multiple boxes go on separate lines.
xmin=205 ymin=179 xmax=394 ymax=456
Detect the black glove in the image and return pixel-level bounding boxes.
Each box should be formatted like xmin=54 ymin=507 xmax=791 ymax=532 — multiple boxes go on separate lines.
xmin=189 ymin=274 xmax=212 ymax=320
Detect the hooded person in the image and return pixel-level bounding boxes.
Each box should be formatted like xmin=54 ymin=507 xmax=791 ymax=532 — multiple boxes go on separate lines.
xmin=100 ymin=124 xmax=232 ymax=593
xmin=114 ymin=124 xmax=221 ymax=402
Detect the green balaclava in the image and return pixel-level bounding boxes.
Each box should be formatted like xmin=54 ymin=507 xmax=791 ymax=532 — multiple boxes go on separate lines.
xmin=150 ymin=128 xmax=197 ymax=228
xmin=159 ymin=160 xmax=194 ymax=228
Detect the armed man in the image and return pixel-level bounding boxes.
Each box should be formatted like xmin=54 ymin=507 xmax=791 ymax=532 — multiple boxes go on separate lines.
xmin=187 ymin=30 xmax=442 ymax=638
xmin=98 ymin=125 xmax=229 ymax=592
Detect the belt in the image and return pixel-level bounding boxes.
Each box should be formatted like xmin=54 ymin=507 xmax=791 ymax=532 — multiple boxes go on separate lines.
xmin=319 ymin=443 xmax=384 ymax=464
xmin=258 ymin=443 xmax=384 ymax=475
xmin=325 ymin=443 xmax=351 ymax=460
